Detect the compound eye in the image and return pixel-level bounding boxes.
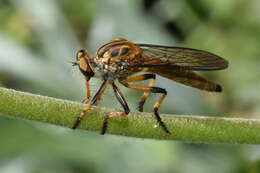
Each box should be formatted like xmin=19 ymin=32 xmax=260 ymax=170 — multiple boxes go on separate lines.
xmin=76 ymin=49 xmax=86 ymax=61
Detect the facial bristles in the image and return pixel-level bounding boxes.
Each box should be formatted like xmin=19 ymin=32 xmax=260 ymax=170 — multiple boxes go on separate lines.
xmin=71 ymin=61 xmax=78 ymax=66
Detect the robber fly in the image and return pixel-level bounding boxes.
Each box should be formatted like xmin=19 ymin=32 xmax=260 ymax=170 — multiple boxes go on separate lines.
xmin=71 ymin=38 xmax=228 ymax=135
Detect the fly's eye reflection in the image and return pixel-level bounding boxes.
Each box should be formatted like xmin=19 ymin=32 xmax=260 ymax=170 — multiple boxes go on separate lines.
xmin=70 ymin=38 xmax=229 ymax=135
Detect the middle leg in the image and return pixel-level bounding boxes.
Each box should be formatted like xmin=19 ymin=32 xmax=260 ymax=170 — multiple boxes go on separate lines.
xmin=101 ymin=82 xmax=130 ymax=134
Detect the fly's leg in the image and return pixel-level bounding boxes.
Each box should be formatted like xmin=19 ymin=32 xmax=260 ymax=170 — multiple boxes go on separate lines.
xmin=71 ymin=80 xmax=109 ymax=129
xmin=123 ymin=74 xmax=156 ymax=112
xmin=120 ymin=79 xmax=170 ymax=135
xmin=153 ymin=90 xmax=169 ymax=135
xmin=81 ymin=77 xmax=92 ymax=104
xmin=101 ymin=82 xmax=130 ymax=134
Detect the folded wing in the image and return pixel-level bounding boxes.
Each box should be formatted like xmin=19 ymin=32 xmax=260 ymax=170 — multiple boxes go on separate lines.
xmin=132 ymin=44 xmax=228 ymax=71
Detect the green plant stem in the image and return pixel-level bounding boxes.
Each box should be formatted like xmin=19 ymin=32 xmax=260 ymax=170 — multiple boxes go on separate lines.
xmin=0 ymin=87 xmax=259 ymax=144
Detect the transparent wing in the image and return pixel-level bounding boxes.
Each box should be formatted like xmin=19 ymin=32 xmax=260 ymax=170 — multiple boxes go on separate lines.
xmin=134 ymin=44 xmax=228 ymax=71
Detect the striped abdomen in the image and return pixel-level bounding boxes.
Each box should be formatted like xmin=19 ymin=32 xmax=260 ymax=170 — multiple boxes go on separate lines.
xmin=148 ymin=68 xmax=222 ymax=92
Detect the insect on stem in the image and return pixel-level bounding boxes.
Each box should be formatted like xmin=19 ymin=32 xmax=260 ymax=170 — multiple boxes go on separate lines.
xmin=70 ymin=38 xmax=229 ymax=135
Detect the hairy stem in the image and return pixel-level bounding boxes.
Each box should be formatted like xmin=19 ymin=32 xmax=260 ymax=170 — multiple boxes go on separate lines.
xmin=0 ymin=87 xmax=259 ymax=144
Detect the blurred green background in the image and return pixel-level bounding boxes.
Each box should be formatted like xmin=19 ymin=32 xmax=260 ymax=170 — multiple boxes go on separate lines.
xmin=0 ymin=0 xmax=260 ymax=172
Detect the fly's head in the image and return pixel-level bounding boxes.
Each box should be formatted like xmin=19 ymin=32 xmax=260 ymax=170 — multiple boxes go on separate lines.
xmin=74 ymin=50 xmax=94 ymax=78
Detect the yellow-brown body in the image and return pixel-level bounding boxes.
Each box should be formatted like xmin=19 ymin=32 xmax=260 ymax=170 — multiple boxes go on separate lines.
xmin=71 ymin=38 xmax=228 ymax=134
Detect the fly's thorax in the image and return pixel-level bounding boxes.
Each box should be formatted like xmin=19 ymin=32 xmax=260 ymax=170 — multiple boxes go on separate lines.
xmin=90 ymin=38 xmax=142 ymax=79
xmin=91 ymin=56 xmax=137 ymax=80
xmin=96 ymin=38 xmax=142 ymax=63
